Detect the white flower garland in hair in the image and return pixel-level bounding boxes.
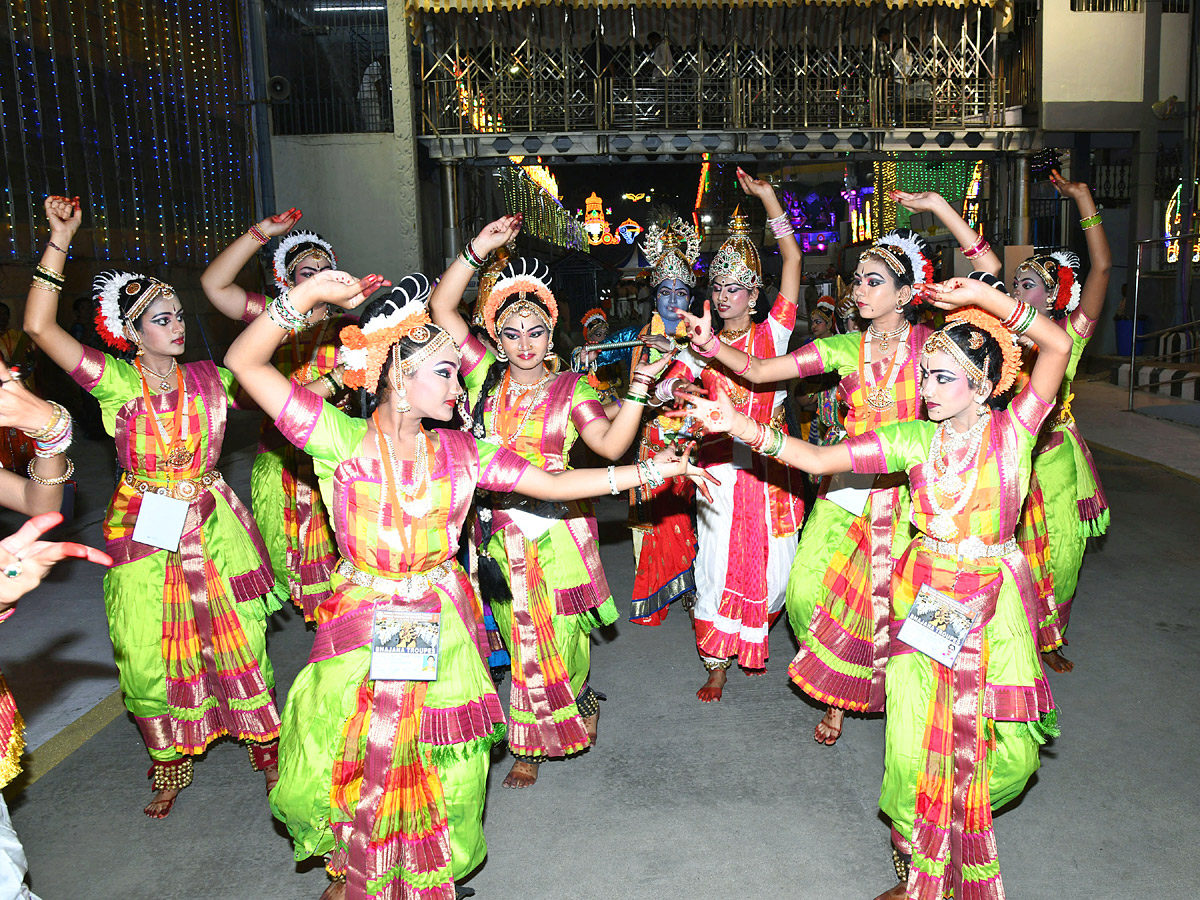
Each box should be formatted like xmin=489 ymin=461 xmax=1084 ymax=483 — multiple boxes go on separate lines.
xmin=272 ymin=231 xmax=337 ymax=293
xmin=1049 ymin=249 xmax=1082 ymax=313
xmin=337 ymin=274 xmax=431 ymax=383
xmin=94 ymin=270 xmax=141 ymax=349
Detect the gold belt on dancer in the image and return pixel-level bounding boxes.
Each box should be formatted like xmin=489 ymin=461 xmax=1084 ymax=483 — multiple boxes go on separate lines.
xmin=334 ymin=559 xmax=454 ymax=597
xmin=123 ymin=470 xmax=222 ymax=502
xmin=922 ymin=535 xmax=1018 ymax=561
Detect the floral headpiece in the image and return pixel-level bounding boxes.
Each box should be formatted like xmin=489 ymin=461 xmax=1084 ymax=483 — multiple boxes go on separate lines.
xmin=922 ymin=305 xmax=1021 ymax=397
xmin=1017 ymin=250 xmax=1080 ymax=318
xmin=708 ymin=209 xmax=762 ymax=290
xmin=273 ymin=231 xmax=337 ymax=293
xmin=814 ymin=296 xmax=836 ymax=318
xmin=92 ymin=270 xmax=178 ymax=353
xmin=581 ymin=307 xmax=608 ymax=337
xmin=481 ymin=258 xmax=558 ymax=343
xmin=644 ymin=217 xmax=700 ymax=288
xmin=339 ymin=274 xmax=455 ymax=393
xmin=860 ymin=228 xmax=936 ymax=292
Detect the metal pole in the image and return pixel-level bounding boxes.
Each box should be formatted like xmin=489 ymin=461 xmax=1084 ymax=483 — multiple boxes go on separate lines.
xmin=441 ymin=161 xmax=461 ymax=271
xmin=1012 ymin=152 xmax=1031 ymax=245
xmin=242 ymin=0 xmax=275 ymax=222
xmin=1128 ymin=240 xmax=1143 ymax=412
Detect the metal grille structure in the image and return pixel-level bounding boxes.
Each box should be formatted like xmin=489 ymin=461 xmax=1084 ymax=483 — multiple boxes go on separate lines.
xmin=265 ymin=0 xmax=391 ymax=135
xmin=416 ymin=3 xmax=1017 ymax=138
xmin=0 ymin=0 xmax=255 ymax=266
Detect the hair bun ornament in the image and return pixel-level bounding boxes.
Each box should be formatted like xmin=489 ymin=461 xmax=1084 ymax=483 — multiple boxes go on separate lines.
xmin=581 ymin=307 xmax=607 ymax=333
xmin=966 ymin=270 xmax=1009 ymax=294
xmin=273 ymin=230 xmax=337 ymax=293
xmin=1048 ymin=249 xmax=1082 ymax=314
xmin=92 ymin=269 xmax=168 ymax=353
xmin=339 ymin=272 xmax=433 ymax=393
xmin=944 ymin=306 xmax=1022 ymax=396
xmin=482 ymin=257 xmax=558 ymax=342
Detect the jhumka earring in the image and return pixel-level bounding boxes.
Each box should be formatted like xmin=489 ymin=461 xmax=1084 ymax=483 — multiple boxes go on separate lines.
xmin=396 ymin=382 xmax=412 ymax=413
xmin=545 ymin=337 xmax=555 ymax=362
xmin=135 ymin=341 xmax=145 ymax=357
xmin=748 ymin=296 xmax=757 ymax=313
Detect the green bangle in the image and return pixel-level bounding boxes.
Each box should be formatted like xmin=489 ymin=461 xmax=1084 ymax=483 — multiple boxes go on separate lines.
xmin=624 ymin=391 xmax=648 ymax=405
xmin=1079 ymin=213 xmax=1102 ymax=230
xmin=1014 ymin=304 xmax=1038 ymax=335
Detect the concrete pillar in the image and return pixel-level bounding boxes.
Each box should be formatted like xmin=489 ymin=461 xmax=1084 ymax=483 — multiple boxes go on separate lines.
xmin=387 ymin=0 xmax=423 ymax=274
xmin=1129 ymin=0 xmax=1162 ymax=319
xmin=440 ymin=160 xmax=461 ymax=271
xmin=1011 ymin=153 xmax=1032 ymax=246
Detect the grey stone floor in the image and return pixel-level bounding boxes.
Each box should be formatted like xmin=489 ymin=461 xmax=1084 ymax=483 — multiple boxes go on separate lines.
xmin=8 ymin=444 xmax=1199 ymax=899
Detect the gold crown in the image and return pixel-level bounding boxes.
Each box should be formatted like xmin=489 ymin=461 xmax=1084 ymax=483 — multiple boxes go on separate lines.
xmin=708 ymin=208 xmax=762 ymax=289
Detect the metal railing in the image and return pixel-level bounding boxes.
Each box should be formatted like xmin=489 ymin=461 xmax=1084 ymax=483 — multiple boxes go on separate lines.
xmin=416 ymin=4 xmax=1019 ymax=136
xmin=1128 ymin=231 xmax=1200 ymax=410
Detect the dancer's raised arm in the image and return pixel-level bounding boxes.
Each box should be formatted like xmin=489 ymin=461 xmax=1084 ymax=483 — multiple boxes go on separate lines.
xmin=23 ymin=196 xmax=85 ymax=374
xmin=891 ymin=189 xmax=1002 ymax=277
xmin=200 ymin=208 xmax=302 ymax=319
xmin=428 ymin=215 xmax=522 ymax=345
xmin=225 ymin=270 xmax=388 ymax=420
xmin=676 ymin=301 xmax=801 ymax=384
xmin=1051 ymin=170 xmax=1111 ymax=323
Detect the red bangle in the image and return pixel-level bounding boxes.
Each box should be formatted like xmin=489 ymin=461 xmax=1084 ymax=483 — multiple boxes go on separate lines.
xmin=248 ymin=225 xmax=270 ymax=245
xmin=733 ymin=353 xmax=753 ymax=376
xmin=692 ymin=335 xmax=719 ymax=359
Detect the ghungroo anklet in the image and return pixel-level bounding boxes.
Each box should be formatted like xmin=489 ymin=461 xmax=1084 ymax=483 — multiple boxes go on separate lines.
xmin=148 ymin=757 xmax=194 ymax=792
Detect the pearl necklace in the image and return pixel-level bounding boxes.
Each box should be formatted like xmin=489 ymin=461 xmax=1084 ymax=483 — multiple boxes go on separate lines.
xmin=868 ymin=322 xmax=909 ymax=355
xmin=861 ymin=327 xmax=908 ymax=412
xmin=926 ymin=414 xmax=989 ymax=541
xmin=504 ymin=370 xmax=553 ymax=398
xmin=379 ymin=429 xmax=432 ymax=520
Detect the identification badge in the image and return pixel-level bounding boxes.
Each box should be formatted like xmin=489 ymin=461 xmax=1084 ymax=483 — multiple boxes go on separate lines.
xmin=505 ymin=507 xmax=554 ymax=541
xmin=897 ymin=584 xmax=978 ymax=668
xmin=369 ymin=608 xmax=441 ymax=682
xmin=132 ymin=491 xmax=189 ymax=553
xmin=824 ymin=471 xmax=877 ymax=517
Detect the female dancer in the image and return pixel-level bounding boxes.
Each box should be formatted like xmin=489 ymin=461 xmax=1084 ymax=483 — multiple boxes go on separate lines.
xmin=430 ymin=216 xmax=673 ymax=787
xmin=680 ymin=193 xmax=997 ymax=735
xmin=1010 ymin=170 xmax=1112 ymax=671
xmin=678 ymin=276 xmax=1072 ymax=900
xmin=653 ymin=169 xmax=804 ymax=701
xmin=201 ymin=210 xmax=347 ymax=619
xmin=24 ymin=196 xmax=282 ymax=818
xmin=575 ymin=217 xmax=702 ymax=625
xmin=226 ymin=269 xmax=708 ymax=900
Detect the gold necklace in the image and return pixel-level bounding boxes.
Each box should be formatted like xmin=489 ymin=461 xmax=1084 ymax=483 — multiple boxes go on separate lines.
xmin=721 ymin=324 xmax=752 ymax=342
xmin=868 ymin=322 xmax=909 ymax=355
xmin=140 ymin=358 xmax=178 ymax=393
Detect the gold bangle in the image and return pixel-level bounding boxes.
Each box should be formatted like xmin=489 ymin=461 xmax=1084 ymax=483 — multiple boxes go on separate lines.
xmin=27 ymin=456 xmax=74 ymax=486
xmin=31 ymin=276 xmax=62 ymax=294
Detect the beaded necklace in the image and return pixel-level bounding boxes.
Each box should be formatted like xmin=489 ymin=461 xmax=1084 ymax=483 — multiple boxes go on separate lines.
xmin=490 ymin=369 xmax=552 ymax=447
xmin=858 ymin=325 xmax=908 ymax=412
xmin=926 ymin=413 xmax=989 ymax=541
xmin=136 ymin=361 xmax=191 ymax=470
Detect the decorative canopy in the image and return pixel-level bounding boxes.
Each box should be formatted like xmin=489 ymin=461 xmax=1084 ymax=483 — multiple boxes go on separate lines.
xmin=410 ymin=0 xmax=996 ymax=11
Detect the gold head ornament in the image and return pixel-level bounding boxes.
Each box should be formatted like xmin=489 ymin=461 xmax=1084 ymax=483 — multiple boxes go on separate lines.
xmin=708 ymin=207 xmax=762 ymax=290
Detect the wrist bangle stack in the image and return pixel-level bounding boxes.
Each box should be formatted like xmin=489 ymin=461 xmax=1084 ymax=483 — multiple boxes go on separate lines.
xmin=459 ymin=242 xmax=486 ymax=271
xmin=1001 ymin=300 xmax=1037 ymax=335
xmin=745 ymin=421 xmax=785 ymax=458
xmin=267 ymin=291 xmax=309 ymax=332
xmin=248 ymin=224 xmax=270 ymax=245
xmin=960 ymin=233 xmax=991 ymax=259
xmin=1079 ymin=213 xmax=1102 ymax=230
xmin=692 ymin=335 xmax=719 ymax=359
xmin=607 ymin=465 xmax=619 ymax=496
xmin=32 ymin=263 xmax=65 ymax=294
xmin=321 ymin=372 xmax=340 ymax=395
xmin=27 ymin=456 xmax=74 ymax=486
xmin=766 ymin=212 xmax=794 ymax=239
xmin=638 ymin=459 xmax=665 ymax=489
xmin=26 ymin=402 xmax=73 ymax=457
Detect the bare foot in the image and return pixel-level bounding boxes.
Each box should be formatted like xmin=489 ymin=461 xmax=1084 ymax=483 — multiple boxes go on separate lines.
xmin=1042 ymin=649 xmax=1075 ymax=673
xmin=502 ymin=760 xmax=539 ymax=788
xmin=264 ymin=762 xmax=280 ymax=794
xmin=583 ymin=709 xmax=599 ymax=745
xmin=319 ymin=879 xmax=346 ymax=900
xmin=697 ymin=668 xmax=727 ymax=702
xmin=871 ymin=882 xmax=907 ymax=900
xmin=144 ymin=788 xmax=180 ymax=818
xmin=743 ymin=666 xmax=766 ymax=677
xmin=814 ymin=706 xmax=844 ymax=745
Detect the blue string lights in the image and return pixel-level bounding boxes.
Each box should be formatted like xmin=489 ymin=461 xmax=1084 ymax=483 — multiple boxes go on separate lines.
xmin=0 ymin=0 xmax=255 ymax=266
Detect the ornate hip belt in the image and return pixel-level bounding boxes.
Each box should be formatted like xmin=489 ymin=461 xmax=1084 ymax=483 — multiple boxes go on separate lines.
xmin=123 ymin=470 xmax=222 ymax=502
xmin=922 ymin=535 xmax=1018 ymax=561
xmin=335 ymin=558 xmax=455 ymax=598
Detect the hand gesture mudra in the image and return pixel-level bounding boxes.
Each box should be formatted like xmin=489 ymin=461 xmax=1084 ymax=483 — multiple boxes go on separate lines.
xmin=44 ymin=195 xmax=82 ymax=242
xmin=1048 ymin=169 xmax=1093 ymax=204
xmin=677 ymin=301 xmax=715 ymax=349
xmin=735 ymin=167 xmax=777 ymax=203
xmin=471 ymin=215 xmax=522 ymax=258
xmin=289 ymin=270 xmax=390 ymax=310
xmin=258 ymin=208 xmax=303 ymax=239
xmin=668 ymin=386 xmax=737 ymax=435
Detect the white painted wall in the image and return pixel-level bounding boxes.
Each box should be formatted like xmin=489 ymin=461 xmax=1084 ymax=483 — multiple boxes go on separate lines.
xmin=1158 ymin=13 xmax=1192 ymax=101
xmin=271 ymin=134 xmax=410 ymax=284
xmin=1041 ymin=0 xmax=1145 ymax=104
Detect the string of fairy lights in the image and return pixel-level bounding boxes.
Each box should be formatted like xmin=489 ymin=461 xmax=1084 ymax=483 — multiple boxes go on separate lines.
xmin=0 ymin=0 xmax=254 ymax=265
xmin=500 ymin=163 xmax=587 ymax=252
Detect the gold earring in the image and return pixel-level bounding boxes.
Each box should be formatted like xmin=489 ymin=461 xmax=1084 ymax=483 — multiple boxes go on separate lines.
xmin=396 ymin=382 xmax=411 ymax=413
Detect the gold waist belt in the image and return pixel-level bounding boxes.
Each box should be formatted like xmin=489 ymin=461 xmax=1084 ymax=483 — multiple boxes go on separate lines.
xmin=123 ymin=470 xmax=222 ymax=502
